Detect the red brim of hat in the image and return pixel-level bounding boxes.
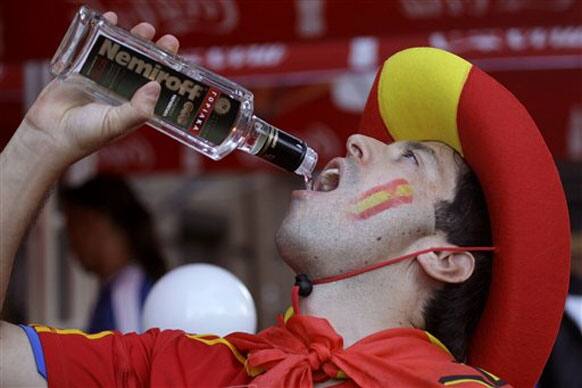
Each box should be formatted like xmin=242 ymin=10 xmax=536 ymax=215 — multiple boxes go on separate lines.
xmin=358 ymin=47 xmax=570 ymax=387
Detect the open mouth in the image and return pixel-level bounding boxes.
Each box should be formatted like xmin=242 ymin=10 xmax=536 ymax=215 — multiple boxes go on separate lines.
xmin=314 ymin=159 xmax=341 ymax=192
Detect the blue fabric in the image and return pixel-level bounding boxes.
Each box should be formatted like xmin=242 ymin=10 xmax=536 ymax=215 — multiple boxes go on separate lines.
xmin=88 ymin=271 xmax=155 ymax=333
xmin=140 ymin=277 xmax=154 ymax=307
xmin=19 ymin=325 xmax=47 ymax=380
xmin=88 ymin=282 xmax=116 ymax=333
xmin=138 ymin=277 xmax=155 ymax=332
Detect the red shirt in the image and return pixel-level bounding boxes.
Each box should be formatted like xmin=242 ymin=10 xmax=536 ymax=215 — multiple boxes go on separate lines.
xmin=25 ymin=325 xmax=251 ymax=387
xmin=22 ymin=320 xmax=510 ymax=387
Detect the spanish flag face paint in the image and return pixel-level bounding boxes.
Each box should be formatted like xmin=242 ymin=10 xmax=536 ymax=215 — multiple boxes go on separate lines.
xmin=350 ymin=179 xmax=413 ymax=220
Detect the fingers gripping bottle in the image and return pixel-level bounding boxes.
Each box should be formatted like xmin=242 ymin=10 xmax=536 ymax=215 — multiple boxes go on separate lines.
xmin=50 ymin=6 xmax=318 ymax=178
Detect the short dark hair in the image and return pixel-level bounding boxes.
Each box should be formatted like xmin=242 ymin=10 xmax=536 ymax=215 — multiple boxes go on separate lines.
xmin=60 ymin=174 xmax=167 ymax=281
xmin=423 ymin=152 xmax=493 ymax=362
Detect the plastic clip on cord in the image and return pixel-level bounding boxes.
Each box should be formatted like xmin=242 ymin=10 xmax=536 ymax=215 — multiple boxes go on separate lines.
xmin=291 ymin=246 xmax=496 ymax=315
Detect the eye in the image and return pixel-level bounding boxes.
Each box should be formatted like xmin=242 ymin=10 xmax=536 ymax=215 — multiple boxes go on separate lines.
xmin=402 ymin=149 xmax=419 ymax=166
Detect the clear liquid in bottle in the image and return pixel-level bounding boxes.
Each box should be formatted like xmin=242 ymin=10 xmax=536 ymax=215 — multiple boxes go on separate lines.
xmin=50 ymin=6 xmax=318 ymax=177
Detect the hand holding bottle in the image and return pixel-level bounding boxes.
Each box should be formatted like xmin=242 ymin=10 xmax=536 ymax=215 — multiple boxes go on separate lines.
xmin=50 ymin=6 xmax=317 ymax=177
xmin=19 ymin=12 xmax=179 ymax=168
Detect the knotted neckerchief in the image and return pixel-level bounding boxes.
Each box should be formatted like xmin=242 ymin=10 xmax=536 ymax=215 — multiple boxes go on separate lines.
xmin=227 ymin=246 xmax=497 ymax=387
xmin=227 ymin=314 xmax=487 ymax=387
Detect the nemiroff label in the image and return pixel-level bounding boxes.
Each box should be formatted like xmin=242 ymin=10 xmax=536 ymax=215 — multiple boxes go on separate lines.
xmin=80 ymin=34 xmax=240 ymax=145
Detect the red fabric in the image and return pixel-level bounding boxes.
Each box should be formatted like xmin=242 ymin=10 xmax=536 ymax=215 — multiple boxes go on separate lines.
xmin=358 ymin=71 xmax=394 ymax=143
xmin=32 ymin=319 xmax=512 ymax=387
xmin=457 ymin=67 xmax=571 ymax=387
xmin=228 ymin=314 xmax=512 ymax=388
xmin=34 ymin=327 xmax=251 ymax=387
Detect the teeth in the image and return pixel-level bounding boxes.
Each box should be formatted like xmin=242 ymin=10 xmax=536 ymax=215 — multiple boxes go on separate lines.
xmin=316 ymin=168 xmax=340 ymax=192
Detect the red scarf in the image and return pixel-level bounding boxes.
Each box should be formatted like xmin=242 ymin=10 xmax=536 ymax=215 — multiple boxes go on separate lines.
xmin=227 ymin=314 xmax=491 ymax=388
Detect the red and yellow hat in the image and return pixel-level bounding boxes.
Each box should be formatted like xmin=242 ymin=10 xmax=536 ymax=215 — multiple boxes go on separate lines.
xmin=358 ymin=47 xmax=571 ymax=387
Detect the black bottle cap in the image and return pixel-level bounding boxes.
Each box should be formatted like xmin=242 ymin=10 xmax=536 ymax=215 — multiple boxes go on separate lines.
xmin=257 ymin=129 xmax=308 ymax=173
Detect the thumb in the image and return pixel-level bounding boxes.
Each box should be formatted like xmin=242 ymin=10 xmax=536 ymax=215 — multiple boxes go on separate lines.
xmin=131 ymin=81 xmax=161 ymax=118
xmin=104 ymin=81 xmax=161 ymax=137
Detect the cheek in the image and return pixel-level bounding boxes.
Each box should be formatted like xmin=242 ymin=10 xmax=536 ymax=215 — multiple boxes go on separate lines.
xmin=347 ymin=179 xmax=413 ymax=221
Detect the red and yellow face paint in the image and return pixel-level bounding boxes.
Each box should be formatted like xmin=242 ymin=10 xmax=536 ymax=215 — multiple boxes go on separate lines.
xmin=350 ymin=179 xmax=413 ymax=220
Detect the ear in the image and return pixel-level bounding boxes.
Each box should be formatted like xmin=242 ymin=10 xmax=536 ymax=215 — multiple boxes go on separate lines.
xmin=416 ymin=250 xmax=475 ymax=283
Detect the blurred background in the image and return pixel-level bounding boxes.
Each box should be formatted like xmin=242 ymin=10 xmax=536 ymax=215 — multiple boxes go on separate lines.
xmin=0 ymin=0 xmax=580 ymax=354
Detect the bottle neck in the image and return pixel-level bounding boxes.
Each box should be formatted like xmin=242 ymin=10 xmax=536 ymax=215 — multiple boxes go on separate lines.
xmin=238 ymin=116 xmax=317 ymax=177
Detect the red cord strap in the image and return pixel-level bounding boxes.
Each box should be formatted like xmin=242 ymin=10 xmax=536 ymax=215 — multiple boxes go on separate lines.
xmin=292 ymin=246 xmax=495 ymax=315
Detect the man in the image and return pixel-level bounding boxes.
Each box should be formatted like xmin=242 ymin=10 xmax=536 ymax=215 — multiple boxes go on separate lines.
xmin=0 ymin=12 xmax=570 ymax=388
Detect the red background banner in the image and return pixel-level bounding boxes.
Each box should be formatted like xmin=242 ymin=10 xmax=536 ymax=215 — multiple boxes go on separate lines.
xmin=0 ymin=0 xmax=580 ymax=173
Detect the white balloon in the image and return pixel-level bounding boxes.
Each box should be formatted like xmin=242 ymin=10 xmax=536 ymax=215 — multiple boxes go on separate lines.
xmin=142 ymin=263 xmax=257 ymax=336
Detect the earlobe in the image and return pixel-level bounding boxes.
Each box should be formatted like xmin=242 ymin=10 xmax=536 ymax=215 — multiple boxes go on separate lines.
xmin=417 ymin=250 xmax=475 ymax=284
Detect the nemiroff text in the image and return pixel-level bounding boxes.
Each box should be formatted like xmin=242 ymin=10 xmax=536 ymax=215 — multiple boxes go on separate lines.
xmin=98 ymin=38 xmax=203 ymax=101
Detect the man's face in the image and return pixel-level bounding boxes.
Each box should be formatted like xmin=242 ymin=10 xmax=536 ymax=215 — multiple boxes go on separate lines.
xmin=276 ymin=135 xmax=462 ymax=278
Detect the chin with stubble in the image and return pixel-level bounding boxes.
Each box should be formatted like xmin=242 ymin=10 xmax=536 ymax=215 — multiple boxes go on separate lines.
xmin=275 ymin=207 xmax=352 ymax=279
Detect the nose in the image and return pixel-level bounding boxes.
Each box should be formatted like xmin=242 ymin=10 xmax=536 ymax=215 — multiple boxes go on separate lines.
xmin=346 ymin=134 xmax=371 ymax=162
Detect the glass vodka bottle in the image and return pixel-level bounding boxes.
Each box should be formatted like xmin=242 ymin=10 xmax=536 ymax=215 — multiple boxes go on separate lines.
xmin=50 ymin=6 xmax=318 ymax=177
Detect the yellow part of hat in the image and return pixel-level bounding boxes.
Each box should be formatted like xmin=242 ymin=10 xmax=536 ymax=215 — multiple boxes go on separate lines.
xmin=377 ymin=47 xmax=472 ymax=156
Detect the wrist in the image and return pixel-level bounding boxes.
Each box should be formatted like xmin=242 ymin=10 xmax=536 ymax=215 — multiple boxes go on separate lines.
xmin=2 ymin=123 xmax=70 ymax=185
xmin=11 ymin=119 xmax=72 ymax=171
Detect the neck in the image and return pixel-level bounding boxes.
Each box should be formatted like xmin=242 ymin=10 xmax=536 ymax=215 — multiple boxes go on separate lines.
xmin=98 ymin=256 xmax=131 ymax=282
xmin=298 ymin=261 xmax=430 ymax=347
